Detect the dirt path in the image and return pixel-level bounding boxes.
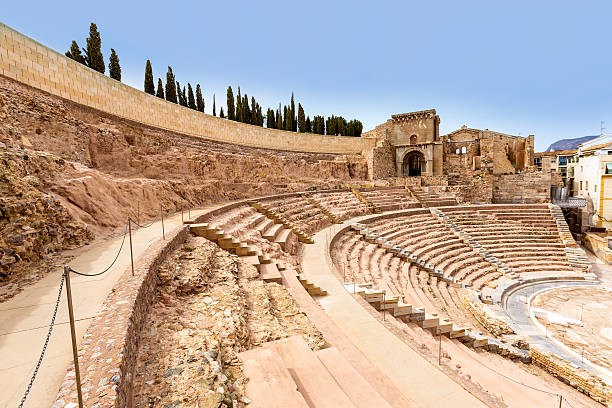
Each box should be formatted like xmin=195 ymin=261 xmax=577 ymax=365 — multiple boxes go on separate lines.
xmin=0 ymin=208 xmax=210 ymax=408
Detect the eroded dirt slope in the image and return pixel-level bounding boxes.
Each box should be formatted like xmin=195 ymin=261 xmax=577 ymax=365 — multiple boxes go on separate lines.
xmin=0 ymin=75 xmax=369 ymax=297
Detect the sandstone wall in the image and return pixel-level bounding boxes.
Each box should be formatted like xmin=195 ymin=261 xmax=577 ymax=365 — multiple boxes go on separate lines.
xmin=493 ymin=172 xmax=552 ymax=203
xmin=0 ymin=23 xmax=375 ymax=155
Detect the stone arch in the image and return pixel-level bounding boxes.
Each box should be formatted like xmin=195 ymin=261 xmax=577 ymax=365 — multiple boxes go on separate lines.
xmin=402 ymin=150 xmax=425 ymax=177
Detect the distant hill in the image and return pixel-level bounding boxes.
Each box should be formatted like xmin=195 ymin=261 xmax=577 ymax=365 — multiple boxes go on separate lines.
xmin=546 ymin=135 xmax=598 ymax=152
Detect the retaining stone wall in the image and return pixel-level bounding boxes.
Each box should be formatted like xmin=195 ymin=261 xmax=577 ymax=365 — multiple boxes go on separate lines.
xmin=53 ymin=227 xmax=189 ymax=408
xmin=530 ymin=348 xmax=611 ymax=406
xmin=0 ymin=23 xmax=375 ymax=156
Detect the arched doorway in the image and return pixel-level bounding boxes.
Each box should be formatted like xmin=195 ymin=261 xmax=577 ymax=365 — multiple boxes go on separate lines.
xmin=403 ymin=151 xmax=425 ymax=177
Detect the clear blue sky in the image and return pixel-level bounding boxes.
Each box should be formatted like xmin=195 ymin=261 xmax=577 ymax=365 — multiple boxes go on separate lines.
xmin=3 ymin=1 xmax=611 ymax=151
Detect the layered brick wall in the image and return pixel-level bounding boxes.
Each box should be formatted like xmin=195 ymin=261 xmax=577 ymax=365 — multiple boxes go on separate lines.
xmin=0 ymin=23 xmax=375 ymax=155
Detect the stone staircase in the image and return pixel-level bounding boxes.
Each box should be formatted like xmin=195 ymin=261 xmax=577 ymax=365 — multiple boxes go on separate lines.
xmin=409 ymin=186 xmax=458 ymax=208
xmin=239 ymin=336 xmax=393 ymax=408
xmin=549 ymin=205 xmax=592 ymax=272
xmin=351 ymin=188 xmax=380 ymax=213
xmin=297 ymin=275 xmax=328 ymax=296
xmin=189 ymin=223 xmax=284 ymax=283
xmin=303 ymin=194 xmax=342 ymax=224
xmin=248 ymin=201 xmax=314 ymax=244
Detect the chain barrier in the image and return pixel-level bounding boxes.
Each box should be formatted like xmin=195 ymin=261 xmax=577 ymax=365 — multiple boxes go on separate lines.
xmin=129 ymin=217 xmax=156 ymax=229
xmin=68 ymin=220 xmax=128 ymax=277
xmin=18 ymin=273 xmax=65 ymax=408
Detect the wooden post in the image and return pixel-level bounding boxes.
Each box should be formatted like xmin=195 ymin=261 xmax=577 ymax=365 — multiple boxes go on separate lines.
xmin=181 ymin=205 xmax=184 ymax=223
xmin=161 ymin=203 xmax=165 ymax=240
xmin=128 ymin=217 xmax=134 ymax=276
xmin=64 ymin=266 xmax=84 ymax=408
xmin=438 ymin=334 xmax=442 ymax=365
xmin=558 ymin=395 xmax=562 ymax=408
xmin=188 ymin=207 xmax=191 ymax=220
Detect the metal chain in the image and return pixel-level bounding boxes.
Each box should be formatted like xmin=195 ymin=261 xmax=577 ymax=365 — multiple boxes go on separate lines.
xmin=18 ymin=273 xmax=65 ymax=408
xmin=68 ymin=220 xmax=128 ymax=277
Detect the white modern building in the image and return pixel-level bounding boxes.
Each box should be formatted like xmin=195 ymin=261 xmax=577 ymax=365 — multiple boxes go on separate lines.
xmin=569 ymin=134 xmax=612 ymax=228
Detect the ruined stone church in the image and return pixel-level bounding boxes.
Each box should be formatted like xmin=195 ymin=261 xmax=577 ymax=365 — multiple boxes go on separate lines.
xmin=364 ymin=109 xmax=535 ymax=178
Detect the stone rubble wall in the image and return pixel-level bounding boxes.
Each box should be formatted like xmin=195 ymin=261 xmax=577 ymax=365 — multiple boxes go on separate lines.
xmin=459 ymin=290 xmax=516 ymax=337
xmin=54 ymin=226 xmax=189 ymax=408
xmin=0 ymin=23 xmax=375 ymax=156
xmin=530 ymin=348 xmax=611 ymax=406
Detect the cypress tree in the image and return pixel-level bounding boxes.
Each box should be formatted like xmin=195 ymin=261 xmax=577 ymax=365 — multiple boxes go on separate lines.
xmin=156 ymin=78 xmax=165 ymax=99
xmin=108 ymin=48 xmax=121 ymax=81
xmin=188 ymin=83 xmax=196 ymax=109
xmin=276 ymin=107 xmax=283 ymax=130
xmin=176 ymin=81 xmax=183 ymax=105
xmin=179 ymin=84 xmax=188 ymax=107
xmin=236 ymin=87 xmax=243 ymax=122
xmin=165 ymin=67 xmax=177 ymax=103
xmin=65 ymin=40 xmax=86 ymax=65
xmin=267 ymin=108 xmax=274 ymax=128
xmin=144 ymin=60 xmax=155 ymax=94
xmin=226 ymin=86 xmax=235 ymax=120
xmin=212 ymin=94 xmax=216 ymax=116
xmin=297 ymin=103 xmax=305 ymax=132
xmin=220 ymin=107 xmax=225 ymax=118
xmin=242 ymin=94 xmax=251 ymax=123
xmin=251 ymin=97 xmax=257 ymax=125
xmin=290 ymin=93 xmax=297 ymax=131
xmin=305 ymin=116 xmax=312 ymax=133
xmin=195 ymin=84 xmax=205 ymax=112
xmin=84 ymin=23 xmax=105 ymax=73
xmin=284 ymin=106 xmax=292 ymax=131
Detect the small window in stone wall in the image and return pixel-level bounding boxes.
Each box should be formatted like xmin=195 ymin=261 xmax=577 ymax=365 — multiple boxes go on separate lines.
xmin=586 ymin=181 xmax=589 ymax=190
xmin=606 ymin=163 xmax=612 ymax=174
xmin=461 ymin=146 xmax=466 ymax=154
xmin=455 ymin=148 xmax=460 ymax=154
xmin=410 ymin=135 xmax=417 ymax=144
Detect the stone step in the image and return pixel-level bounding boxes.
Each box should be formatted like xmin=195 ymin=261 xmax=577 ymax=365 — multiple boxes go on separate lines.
xmin=263 ymin=336 xmax=357 ymax=407
xmin=239 ymin=345 xmax=310 ymax=408
xmin=315 ymin=348 xmax=392 ymax=408
xmin=256 ymin=263 xmax=282 ymax=284
xmin=274 ymin=228 xmax=293 ymax=251
xmin=262 ymin=223 xmax=284 ymax=241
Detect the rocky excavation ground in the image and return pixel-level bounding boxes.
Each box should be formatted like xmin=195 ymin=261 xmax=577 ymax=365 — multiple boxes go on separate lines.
xmin=533 ymin=286 xmax=612 ymax=371
xmin=132 ymin=236 xmax=324 ymax=408
xmin=0 ymin=75 xmax=370 ymax=300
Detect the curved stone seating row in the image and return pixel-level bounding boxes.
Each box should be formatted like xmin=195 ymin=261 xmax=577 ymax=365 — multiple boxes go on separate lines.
xmin=249 ymin=199 xmax=316 ymax=243
xmin=436 ymin=205 xmax=582 ymax=276
xmin=309 ymin=191 xmax=371 ymax=220
xmin=332 ymin=229 xmax=526 ymax=358
xmin=356 ymin=211 xmax=500 ymax=290
xmin=359 ymin=187 xmax=421 ymax=212
xmin=407 ymin=186 xmax=459 ymax=208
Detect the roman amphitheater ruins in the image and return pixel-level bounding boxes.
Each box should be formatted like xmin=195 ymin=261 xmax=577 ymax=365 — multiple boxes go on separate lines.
xmin=1 ymin=22 xmax=611 ymax=408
